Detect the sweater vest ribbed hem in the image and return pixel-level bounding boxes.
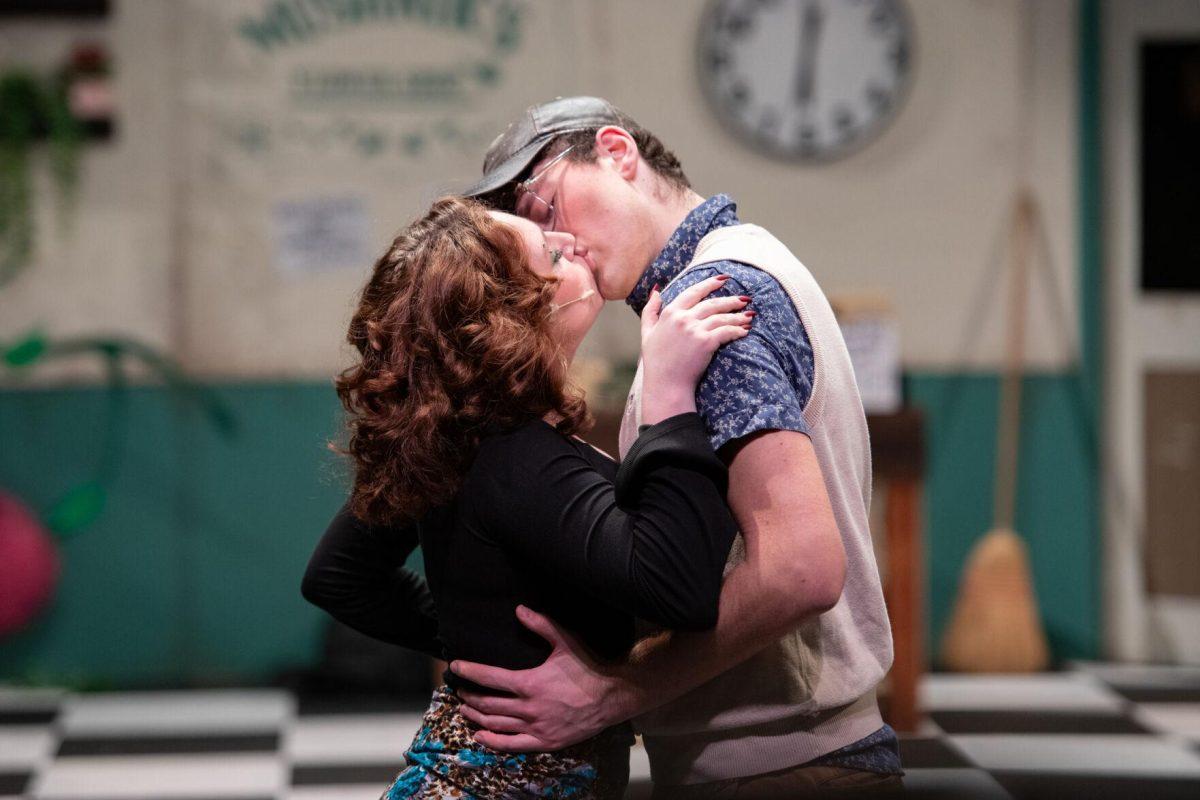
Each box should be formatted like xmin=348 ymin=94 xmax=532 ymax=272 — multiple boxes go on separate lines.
xmin=640 ymin=688 xmax=885 ymax=785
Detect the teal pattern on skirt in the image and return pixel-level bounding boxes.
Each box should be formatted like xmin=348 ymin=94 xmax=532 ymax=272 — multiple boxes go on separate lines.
xmin=382 ymin=685 xmax=632 ymax=799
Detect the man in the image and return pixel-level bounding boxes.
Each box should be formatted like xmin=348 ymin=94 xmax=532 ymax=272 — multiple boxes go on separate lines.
xmin=453 ymin=97 xmax=903 ymax=797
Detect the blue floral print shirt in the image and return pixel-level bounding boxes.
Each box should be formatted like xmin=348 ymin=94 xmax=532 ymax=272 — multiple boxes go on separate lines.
xmin=626 ymin=194 xmax=814 ymax=451
xmin=626 ymin=194 xmax=904 ymax=777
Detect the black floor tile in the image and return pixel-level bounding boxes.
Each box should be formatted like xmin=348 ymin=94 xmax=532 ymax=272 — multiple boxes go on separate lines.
xmin=623 ymin=779 xmax=654 ymax=799
xmin=46 ymin=797 xmax=273 ymax=800
xmin=291 ymin=763 xmax=403 ymax=785
xmin=0 ymin=708 xmax=57 ymax=724
xmin=1112 ymin=687 xmax=1200 ymax=703
xmin=295 ymin=692 xmax=429 ymax=716
xmin=931 ymin=710 xmax=1150 ymax=734
xmin=993 ymin=771 xmax=1200 ymax=800
xmin=0 ymin=771 xmax=31 ymax=795
xmin=898 ymin=737 xmax=973 ymax=768
xmin=57 ymin=732 xmax=280 ymax=756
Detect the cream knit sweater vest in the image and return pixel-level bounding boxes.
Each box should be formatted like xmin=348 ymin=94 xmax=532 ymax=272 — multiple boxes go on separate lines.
xmin=618 ymin=224 xmax=893 ymax=785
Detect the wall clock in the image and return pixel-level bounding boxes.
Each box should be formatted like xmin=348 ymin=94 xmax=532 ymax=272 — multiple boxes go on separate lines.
xmin=698 ymin=0 xmax=914 ymax=162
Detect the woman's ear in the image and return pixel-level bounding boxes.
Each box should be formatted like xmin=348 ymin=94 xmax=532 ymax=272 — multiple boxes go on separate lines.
xmin=594 ymin=126 xmax=639 ymax=181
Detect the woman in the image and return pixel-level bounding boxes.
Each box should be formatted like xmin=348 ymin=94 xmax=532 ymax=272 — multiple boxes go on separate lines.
xmin=302 ymin=196 xmax=753 ymax=799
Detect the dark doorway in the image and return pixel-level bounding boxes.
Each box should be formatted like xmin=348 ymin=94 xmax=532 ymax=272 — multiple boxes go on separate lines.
xmin=1141 ymin=41 xmax=1200 ymax=291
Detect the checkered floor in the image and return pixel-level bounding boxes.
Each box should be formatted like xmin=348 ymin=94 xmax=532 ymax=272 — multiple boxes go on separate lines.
xmin=3 ymin=661 xmax=1200 ymax=799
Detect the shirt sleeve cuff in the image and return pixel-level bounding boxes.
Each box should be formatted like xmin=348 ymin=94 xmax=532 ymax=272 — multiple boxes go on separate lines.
xmin=708 ymin=403 xmax=811 ymax=452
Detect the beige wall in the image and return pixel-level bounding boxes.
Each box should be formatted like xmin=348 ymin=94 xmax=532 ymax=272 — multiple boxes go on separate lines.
xmin=1 ymin=0 xmax=1079 ymax=383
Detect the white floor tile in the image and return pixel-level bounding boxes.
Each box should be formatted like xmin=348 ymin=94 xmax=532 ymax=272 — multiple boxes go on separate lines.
xmin=1070 ymin=661 xmax=1200 ymax=689
xmin=629 ymin=740 xmax=651 ymax=781
xmin=1135 ymin=703 xmax=1200 ymax=740
xmin=285 ymin=713 xmax=422 ymax=764
xmin=285 ymin=787 xmax=383 ymax=800
xmin=0 ymin=686 xmax=65 ymax=708
xmin=32 ymin=753 xmax=286 ymax=798
xmin=0 ymin=726 xmax=54 ymax=768
xmin=920 ymin=673 xmax=1125 ymax=712
xmin=900 ymin=767 xmax=1013 ymax=798
xmin=914 ymin=717 xmax=945 ymax=737
xmin=948 ymin=734 xmax=1200 ymax=776
xmin=60 ymin=690 xmax=293 ymax=736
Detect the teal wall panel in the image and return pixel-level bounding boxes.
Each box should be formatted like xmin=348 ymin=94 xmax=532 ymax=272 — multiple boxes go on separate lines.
xmin=0 ymin=383 xmax=351 ymax=687
xmin=908 ymin=372 xmax=1099 ymax=664
xmin=1 ymin=371 xmax=1100 ymax=687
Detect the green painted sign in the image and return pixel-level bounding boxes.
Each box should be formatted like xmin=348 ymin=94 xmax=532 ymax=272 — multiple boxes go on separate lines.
xmin=238 ymin=0 xmax=523 ymax=53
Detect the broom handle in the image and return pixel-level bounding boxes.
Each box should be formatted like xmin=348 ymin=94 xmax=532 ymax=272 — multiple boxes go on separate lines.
xmin=993 ymin=189 xmax=1035 ymax=530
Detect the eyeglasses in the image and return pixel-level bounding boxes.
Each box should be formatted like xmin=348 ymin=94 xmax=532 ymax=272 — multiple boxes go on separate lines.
xmin=515 ymin=144 xmax=577 ymax=231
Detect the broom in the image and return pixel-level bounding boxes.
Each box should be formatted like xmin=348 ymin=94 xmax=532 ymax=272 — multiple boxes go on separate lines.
xmin=939 ymin=188 xmax=1050 ymax=673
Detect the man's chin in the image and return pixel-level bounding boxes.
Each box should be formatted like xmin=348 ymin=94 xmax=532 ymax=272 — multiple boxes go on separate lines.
xmin=594 ymin=276 xmax=632 ymax=303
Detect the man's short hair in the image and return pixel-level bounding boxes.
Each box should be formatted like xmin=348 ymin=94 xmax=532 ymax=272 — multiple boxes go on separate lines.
xmin=549 ymin=112 xmax=692 ymax=193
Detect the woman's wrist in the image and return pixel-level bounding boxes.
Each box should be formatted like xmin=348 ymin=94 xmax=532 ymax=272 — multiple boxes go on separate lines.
xmin=640 ymin=381 xmax=697 ymax=427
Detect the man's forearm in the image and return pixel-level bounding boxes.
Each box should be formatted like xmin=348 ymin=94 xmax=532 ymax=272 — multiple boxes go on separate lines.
xmin=612 ymin=553 xmax=821 ymax=719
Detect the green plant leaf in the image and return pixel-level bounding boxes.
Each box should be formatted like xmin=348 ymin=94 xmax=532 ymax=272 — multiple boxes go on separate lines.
xmin=3 ymin=330 xmax=48 ymax=366
xmin=474 ymin=61 xmax=499 ymax=85
xmin=45 ymin=482 xmax=107 ymax=537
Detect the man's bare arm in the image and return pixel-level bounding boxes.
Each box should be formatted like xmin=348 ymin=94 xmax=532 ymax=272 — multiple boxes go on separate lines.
xmin=612 ymin=427 xmax=846 ymax=717
xmin=451 ymin=428 xmax=847 ymax=751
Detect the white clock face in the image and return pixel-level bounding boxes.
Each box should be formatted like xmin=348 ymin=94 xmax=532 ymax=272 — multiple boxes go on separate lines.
xmin=699 ymin=0 xmax=914 ymax=162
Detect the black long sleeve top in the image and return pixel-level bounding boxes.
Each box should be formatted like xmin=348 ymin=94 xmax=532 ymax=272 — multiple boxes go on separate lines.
xmin=301 ymin=412 xmax=737 ymax=690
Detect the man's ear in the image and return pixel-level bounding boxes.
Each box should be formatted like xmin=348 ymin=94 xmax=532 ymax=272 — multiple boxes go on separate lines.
xmin=594 ymin=126 xmax=639 ymax=181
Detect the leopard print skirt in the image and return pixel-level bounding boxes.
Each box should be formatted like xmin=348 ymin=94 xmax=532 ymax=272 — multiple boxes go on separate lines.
xmin=382 ymin=685 xmax=633 ymax=800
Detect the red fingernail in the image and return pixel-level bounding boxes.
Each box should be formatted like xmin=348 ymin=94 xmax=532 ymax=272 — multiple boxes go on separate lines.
xmin=739 ymin=295 xmax=751 ymax=302
xmin=651 ymin=283 xmax=660 ymax=293
xmin=717 ymin=274 xmax=731 ymax=281
xmin=745 ymin=310 xmax=757 ymax=317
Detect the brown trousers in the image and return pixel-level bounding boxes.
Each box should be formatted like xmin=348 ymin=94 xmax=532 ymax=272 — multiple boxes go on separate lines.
xmin=650 ymin=764 xmax=904 ymax=799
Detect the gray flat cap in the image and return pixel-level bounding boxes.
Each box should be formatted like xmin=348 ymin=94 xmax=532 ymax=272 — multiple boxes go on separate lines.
xmin=463 ymin=96 xmax=623 ymax=197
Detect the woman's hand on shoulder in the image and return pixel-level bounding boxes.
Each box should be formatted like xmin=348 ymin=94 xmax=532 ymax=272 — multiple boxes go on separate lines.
xmin=639 ymin=275 xmax=752 ymax=425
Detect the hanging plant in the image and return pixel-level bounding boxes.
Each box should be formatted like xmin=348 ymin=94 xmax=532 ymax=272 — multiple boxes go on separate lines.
xmin=0 ymin=67 xmax=84 ymax=288
xmin=0 ymin=72 xmax=38 ymax=287
xmin=44 ymin=70 xmax=84 ymax=234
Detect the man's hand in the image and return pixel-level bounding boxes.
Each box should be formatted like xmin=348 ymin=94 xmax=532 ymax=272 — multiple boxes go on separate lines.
xmin=450 ymin=605 xmax=630 ymax=752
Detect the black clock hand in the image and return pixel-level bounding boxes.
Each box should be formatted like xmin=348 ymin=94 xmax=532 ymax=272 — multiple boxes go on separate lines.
xmin=794 ymin=0 xmax=824 ymax=106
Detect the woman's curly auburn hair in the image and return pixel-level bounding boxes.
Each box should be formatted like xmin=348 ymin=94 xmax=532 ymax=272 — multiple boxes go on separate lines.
xmin=333 ymin=196 xmax=589 ymax=527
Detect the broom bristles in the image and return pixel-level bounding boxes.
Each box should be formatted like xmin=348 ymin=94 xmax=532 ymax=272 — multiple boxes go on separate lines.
xmin=940 ymin=528 xmax=1050 ymax=672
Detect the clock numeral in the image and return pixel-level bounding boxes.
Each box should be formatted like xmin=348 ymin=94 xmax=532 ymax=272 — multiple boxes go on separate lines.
xmin=758 ymin=109 xmax=781 ymax=138
xmin=866 ymin=83 xmax=891 ymax=112
xmin=728 ymin=81 xmax=751 ymax=107
xmin=834 ymin=105 xmax=855 ymax=132
xmin=889 ymin=41 xmax=910 ymax=72
xmin=722 ymin=13 xmax=753 ymax=39
xmin=869 ymin=2 xmax=895 ymax=35
xmin=796 ymin=125 xmax=817 ymax=155
xmin=707 ymin=47 xmax=731 ymax=72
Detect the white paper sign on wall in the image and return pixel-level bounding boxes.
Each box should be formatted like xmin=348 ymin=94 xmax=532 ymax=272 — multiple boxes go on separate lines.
xmin=271 ymin=195 xmax=371 ymax=278
xmin=841 ymin=316 xmax=902 ymax=415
